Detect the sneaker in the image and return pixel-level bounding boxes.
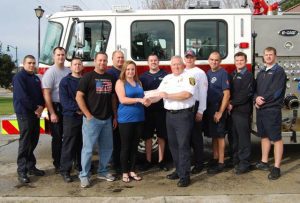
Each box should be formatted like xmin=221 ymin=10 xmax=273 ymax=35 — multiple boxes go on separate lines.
xmin=166 ymin=172 xmax=179 ymax=180
xmin=207 ymin=163 xmax=225 ymax=174
xmin=80 ymin=177 xmax=90 ymax=188
xmin=191 ymin=165 xmax=203 ymax=174
xmin=255 ymin=161 xmax=270 ymax=171
xmin=139 ymin=161 xmax=153 ymax=171
xmin=206 ymin=159 xmax=218 ymax=168
xmin=268 ymin=167 xmax=281 ymax=180
xmin=158 ymin=161 xmax=169 ymax=171
xmin=98 ymin=173 xmax=116 ymax=182
xmin=177 ymin=177 xmax=190 ymax=187
xmin=234 ymin=167 xmax=250 ymax=175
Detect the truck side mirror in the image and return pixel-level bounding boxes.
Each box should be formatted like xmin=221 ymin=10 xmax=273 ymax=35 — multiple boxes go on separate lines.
xmin=75 ymin=22 xmax=85 ymax=48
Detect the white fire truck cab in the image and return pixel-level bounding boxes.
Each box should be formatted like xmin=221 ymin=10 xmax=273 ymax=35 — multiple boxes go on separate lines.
xmin=39 ymin=6 xmax=252 ymax=75
xmin=39 ymin=3 xmax=300 ymax=146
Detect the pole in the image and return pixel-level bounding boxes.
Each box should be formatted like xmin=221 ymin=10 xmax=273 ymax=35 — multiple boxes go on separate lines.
xmin=16 ymin=46 xmax=18 ymax=71
xmin=38 ymin=17 xmax=41 ymax=65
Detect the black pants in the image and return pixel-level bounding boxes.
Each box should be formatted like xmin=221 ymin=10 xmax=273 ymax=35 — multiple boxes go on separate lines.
xmin=166 ymin=110 xmax=193 ymax=179
xmin=119 ymin=122 xmax=144 ymax=173
xmin=17 ymin=114 xmax=40 ymax=174
xmin=48 ymin=102 xmax=63 ymax=168
xmin=191 ymin=101 xmax=204 ymax=168
xmin=60 ymin=116 xmax=82 ymax=173
xmin=231 ymin=112 xmax=251 ymax=169
xmin=112 ymin=126 xmax=121 ymax=170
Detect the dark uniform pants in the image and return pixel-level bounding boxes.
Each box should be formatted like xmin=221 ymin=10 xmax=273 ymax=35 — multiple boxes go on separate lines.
xmin=166 ymin=109 xmax=193 ymax=179
xmin=49 ymin=102 xmax=63 ymax=168
xmin=112 ymin=126 xmax=121 ymax=170
xmin=17 ymin=114 xmax=40 ymax=174
xmin=191 ymin=101 xmax=204 ymax=168
xmin=231 ymin=112 xmax=251 ymax=169
xmin=60 ymin=116 xmax=83 ymax=173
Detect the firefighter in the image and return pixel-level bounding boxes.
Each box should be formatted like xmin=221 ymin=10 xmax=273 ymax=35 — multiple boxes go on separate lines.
xmin=254 ymin=47 xmax=287 ymax=180
xmin=183 ymin=49 xmax=208 ymax=174
xmin=228 ymin=52 xmax=254 ymax=174
xmin=157 ymin=56 xmax=196 ymax=187
xmin=106 ymin=50 xmax=125 ymax=174
xmin=59 ymin=57 xmax=84 ymax=182
xmin=139 ymin=54 xmax=169 ymax=171
xmin=13 ymin=55 xmax=45 ymax=183
xmin=204 ymin=51 xmax=230 ymax=174
xmin=42 ymin=47 xmax=71 ymax=172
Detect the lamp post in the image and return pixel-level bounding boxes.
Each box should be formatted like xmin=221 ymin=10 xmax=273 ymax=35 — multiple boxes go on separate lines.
xmin=34 ymin=6 xmax=45 ymax=64
xmin=7 ymin=45 xmax=18 ymax=69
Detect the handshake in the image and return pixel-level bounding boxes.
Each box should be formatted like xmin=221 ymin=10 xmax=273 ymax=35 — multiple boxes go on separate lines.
xmin=142 ymin=89 xmax=168 ymax=107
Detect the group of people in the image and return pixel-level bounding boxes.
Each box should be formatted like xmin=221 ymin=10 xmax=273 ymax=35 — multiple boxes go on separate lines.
xmin=12 ymin=45 xmax=286 ymax=188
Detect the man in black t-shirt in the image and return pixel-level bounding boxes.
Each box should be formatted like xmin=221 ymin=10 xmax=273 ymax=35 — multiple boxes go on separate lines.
xmin=76 ymin=52 xmax=117 ymax=188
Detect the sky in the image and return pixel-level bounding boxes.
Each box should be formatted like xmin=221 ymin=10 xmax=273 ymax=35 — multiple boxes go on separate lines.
xmin=0 ymin=0 xmax=143 ymax=65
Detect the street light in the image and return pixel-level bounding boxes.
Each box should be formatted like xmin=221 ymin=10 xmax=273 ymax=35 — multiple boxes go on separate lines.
xmin=34 ymin=5 xmax=45 ymax=64
xmin=7 ymin=45 xmax=18 ymax=68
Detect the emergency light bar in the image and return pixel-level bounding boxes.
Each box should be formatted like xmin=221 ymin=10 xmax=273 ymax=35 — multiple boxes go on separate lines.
xmin=112 ymin=5 xmax=132 ymax=12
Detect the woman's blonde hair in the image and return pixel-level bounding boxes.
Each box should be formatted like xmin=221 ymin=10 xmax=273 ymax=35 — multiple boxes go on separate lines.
xmin=119 ymin=60 xmax=141 ymax=85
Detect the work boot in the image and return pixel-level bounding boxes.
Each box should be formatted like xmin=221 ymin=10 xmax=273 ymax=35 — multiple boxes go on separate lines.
xmin=18 ymin=173 xmax=30 ymax=184
xmin=28 ymin=167 xmax=45 ymax=176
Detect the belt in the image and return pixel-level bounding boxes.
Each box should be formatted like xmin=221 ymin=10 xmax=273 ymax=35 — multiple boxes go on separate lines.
xmin=166 ymin=106 xmax=194 ymax=114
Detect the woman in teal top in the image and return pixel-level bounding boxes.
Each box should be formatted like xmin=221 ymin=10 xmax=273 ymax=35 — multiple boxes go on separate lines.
xmin=115 ymin=60 xmax=150 ymax=183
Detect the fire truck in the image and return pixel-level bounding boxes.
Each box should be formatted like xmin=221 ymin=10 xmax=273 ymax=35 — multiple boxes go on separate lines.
xmin=36 ymin=1 xmax=300 ymax=147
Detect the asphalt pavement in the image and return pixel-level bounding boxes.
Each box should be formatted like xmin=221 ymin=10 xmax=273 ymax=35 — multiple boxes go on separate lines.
xmin=0 ymin=134 xmax=299 ymax=203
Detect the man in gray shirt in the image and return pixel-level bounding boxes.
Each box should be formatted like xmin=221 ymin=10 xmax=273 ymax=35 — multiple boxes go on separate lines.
xmin=42 ymin=47 xmax=70 ymax=172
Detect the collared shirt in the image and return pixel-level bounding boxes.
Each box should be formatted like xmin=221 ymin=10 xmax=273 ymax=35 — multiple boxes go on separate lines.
xmin=255 ymin=63 xmax=286 ymax=109
xmin=158 ymin=71 xmax=196 ymax=110
xmin=185 ymin=67 xmax=208 ymax=114
xmin=265 ymin=63 xmax=275 ymax=72
xmin=13 ymin=69 xmax=44 ymax=116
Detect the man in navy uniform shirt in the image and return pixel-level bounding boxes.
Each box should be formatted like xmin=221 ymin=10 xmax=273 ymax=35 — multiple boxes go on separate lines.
xmin=106 ymin=50 xmax=124 ymax=173
xmin=139 ymin=54 xmax=168 ymax=171
xmin=228 ymin=52 xmax=254 ymax=174
xmin=204 ymin=51 xmax=230 ymax=174
xmin=13 ymin=55 xmax=45 ymax=183
xmin=254 ymin=47 xmax=287 ymax=180
xmin=59 ymin=57 xmax=84 ymax=182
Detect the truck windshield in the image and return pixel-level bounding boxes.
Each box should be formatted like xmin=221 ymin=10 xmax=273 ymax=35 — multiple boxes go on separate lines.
xmin=40 ymin=21 xmax=63 ymax=65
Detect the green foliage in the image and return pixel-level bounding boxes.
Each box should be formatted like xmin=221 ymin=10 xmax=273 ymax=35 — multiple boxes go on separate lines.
xmin=0 ymin=54 xmax=15 ymax=89
xmin=281 ymin=0 xmax=300 ymax=11
xmin=0 ymin=97 xmax=14 ymax=115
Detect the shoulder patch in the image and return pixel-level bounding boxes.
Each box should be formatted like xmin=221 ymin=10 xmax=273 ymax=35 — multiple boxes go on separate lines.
xmin=189 ymin=77 xmax=196 ymax=86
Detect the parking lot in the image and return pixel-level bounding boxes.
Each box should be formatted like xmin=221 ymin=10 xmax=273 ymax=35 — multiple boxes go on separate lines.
xmin=0 ymin=134 xmax=299 ymax=202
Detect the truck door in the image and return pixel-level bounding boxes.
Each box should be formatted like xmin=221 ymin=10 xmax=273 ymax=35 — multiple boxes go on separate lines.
xmin=64 ymin=16 xmax=115 ymax=66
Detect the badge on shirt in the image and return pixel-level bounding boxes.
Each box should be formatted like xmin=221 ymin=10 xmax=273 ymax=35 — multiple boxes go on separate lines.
xmin=189 ymin=77 xmax=196 ymax=86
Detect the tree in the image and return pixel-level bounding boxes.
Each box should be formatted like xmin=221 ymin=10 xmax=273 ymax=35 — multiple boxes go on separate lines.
xmin=0 ymin=54 xmax=15 ymax=89
xmin=143 ymin=0 xmax=187 ymax=9
xmin=281 ymin=0 xmax=300 ymax=11
xmin=143 ymin=0 xmax=249 ymax=9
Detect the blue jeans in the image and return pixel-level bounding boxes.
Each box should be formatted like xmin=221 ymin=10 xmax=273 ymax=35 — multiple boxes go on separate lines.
xmin=79 ymin=116 xmax=113 ymax=178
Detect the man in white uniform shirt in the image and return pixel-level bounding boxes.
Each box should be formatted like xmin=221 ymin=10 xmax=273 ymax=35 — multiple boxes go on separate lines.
xmin=184 ymin=49 xmax=208 ymax=174
xmin=42 ymin=47 xmax=71 ymax=172
xmin=157 ymin=55 xmax=196 ymax=187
